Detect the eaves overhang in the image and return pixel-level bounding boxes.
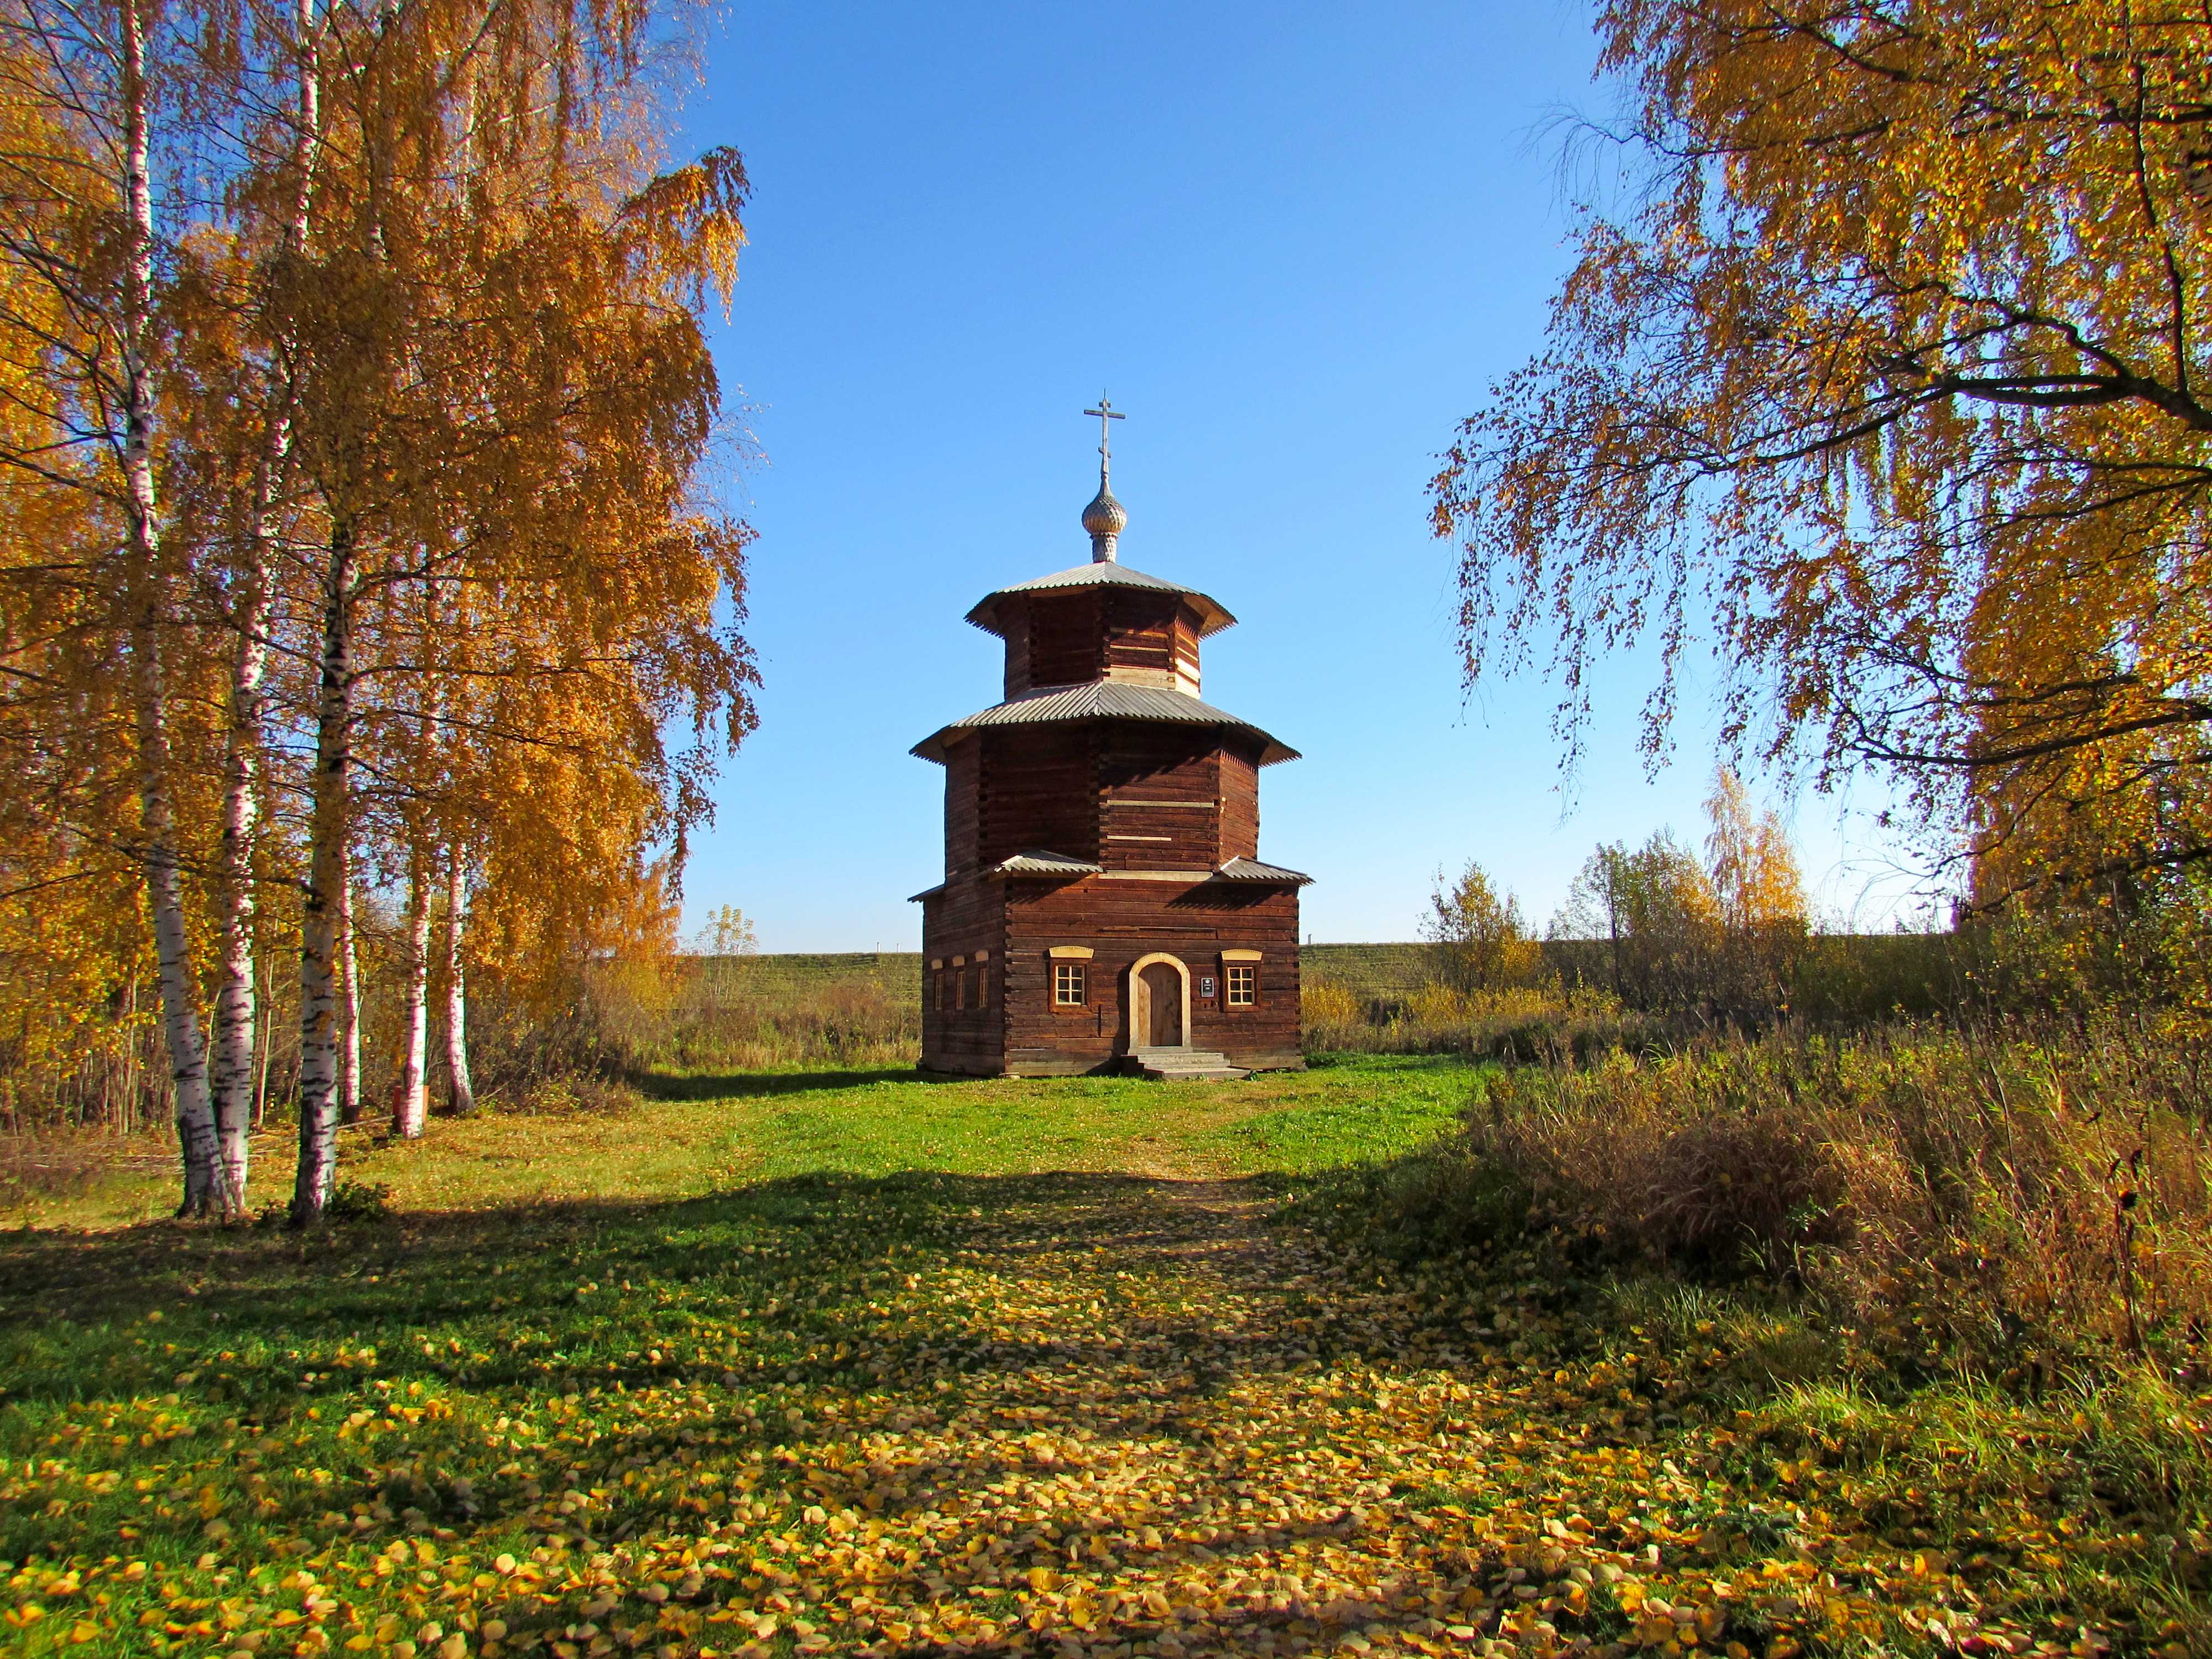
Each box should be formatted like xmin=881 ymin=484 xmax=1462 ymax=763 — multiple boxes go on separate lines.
xmin=963 ymin=560 xmax=1235 ymax=640
xmin=911 ymin=680 xmax=1298 ymax=768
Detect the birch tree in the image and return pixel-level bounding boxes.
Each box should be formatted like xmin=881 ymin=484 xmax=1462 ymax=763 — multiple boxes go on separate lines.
xmin=0 ymin=0 xmax=229 ymax=1210
xmin=1434 ymin=0 xmax=2212 ymax=896
xmin=392 ymin=850 xmax=430 ymax=1137
xmin=0 ymin=0 xmax=758 ymax=1191
xmin=200 ymin=0 xmax=327 ymax=1215
xmin=441 ymin=845 xmax=472 ymax=1115
xmin=281 ymin=0 xmax=754 ymax=1220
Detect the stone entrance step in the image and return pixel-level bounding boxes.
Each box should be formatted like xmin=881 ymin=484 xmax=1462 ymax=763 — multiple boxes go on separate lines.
xmin=1128 ymin=1047 xmax=1251 ymax=1082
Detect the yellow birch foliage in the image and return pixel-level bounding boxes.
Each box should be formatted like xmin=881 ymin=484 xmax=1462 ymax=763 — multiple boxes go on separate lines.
xmin=1433 ymin=0 xmax=2212 ymax=894
xmin=1422 ymin=862 xmax=1542 ymax=990
xmin=1704 ymin=767 xmax=1804 ymax=936
xmin=1 ymin=0 xmax=759 ymax=1131
xmin=291 ymin=0 xmax=756 ymax=1007
xmin=0 ymin=34 xmax=173 ymax=1110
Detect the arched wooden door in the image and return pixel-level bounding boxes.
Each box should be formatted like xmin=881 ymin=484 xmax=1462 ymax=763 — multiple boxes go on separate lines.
xmin=1129 ymin=954 xmax=1189 ymax=1050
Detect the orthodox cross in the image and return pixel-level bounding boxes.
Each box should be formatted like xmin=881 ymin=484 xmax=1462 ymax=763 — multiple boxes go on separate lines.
xmin=1084 ymin=395 xmax=1125 ymax=481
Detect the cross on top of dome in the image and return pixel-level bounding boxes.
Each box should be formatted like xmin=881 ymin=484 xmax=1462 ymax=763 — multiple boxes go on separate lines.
xmin=1081 ymin=394 xmax=1128 ymax=561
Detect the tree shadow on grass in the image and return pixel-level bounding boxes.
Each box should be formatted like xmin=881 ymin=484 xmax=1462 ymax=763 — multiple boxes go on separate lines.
xmin=0 ymin=1170 xmax=1296 ymax=1393
xmin=0 ymin=1167 xmax=1516 ymax=1655
xmin=630 ymin=1065 xmax=954 ymax=1101
xmin=0 ymin=1162 xmax=1465 ymax=1439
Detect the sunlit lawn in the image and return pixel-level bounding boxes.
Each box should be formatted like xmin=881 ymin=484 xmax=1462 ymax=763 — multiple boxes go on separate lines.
xmin=2 ymin=1053 xmax=2187 ymax=1657
xmin=0 ymin=1055 xmax=1481 ymax=1659
xmin=9 ymin=1055 xmax=1477 ymax=1232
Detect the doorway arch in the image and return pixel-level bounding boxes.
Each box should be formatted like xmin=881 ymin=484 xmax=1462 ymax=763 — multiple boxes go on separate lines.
xmin=1126 ymin=953 xmax=1191 ymax=1051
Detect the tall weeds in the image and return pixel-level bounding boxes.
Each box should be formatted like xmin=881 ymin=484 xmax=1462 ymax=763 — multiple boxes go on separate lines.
xmin=1300 ymin=976 xmax=1661 ymax=1061
xmin=1379 ymin=1024 xmax=2212 ymax=1382
xmin=589 ymin=954 xmax=920 ymax=1074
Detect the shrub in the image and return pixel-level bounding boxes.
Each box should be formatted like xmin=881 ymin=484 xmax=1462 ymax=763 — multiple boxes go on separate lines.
xmin=1300 ymin=978 xmax=1365 ymax=1053
xmin=1301 ymin=975 xmax=1659 ymax=1062
xmin=1376 ymin=1024 xmax=2212 ymax=1381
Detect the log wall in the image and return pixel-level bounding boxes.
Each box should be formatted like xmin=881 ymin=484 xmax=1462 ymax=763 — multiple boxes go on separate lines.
xmin=1097 ymin=728 xmax=1219 ymax=872
xmin=1219 ymin=748 xmax=1259 ymax=862
xmin=942 ymin=735 xmax=980 ymax=879
xmin=978 ymin=728 xmax=1099 ymax=867
xmin=1006 ymin=593 xmax=1102 ymax=695
xmin=918 ymin=879 xmax=1007 ymax=1075
xmin=999 ymin=877 xmax=1303 ymax=1074
xmin=1000 ymin=591 xmax=1208 ymax=696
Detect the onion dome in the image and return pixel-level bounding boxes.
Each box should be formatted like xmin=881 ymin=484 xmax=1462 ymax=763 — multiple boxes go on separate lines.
xmin=1083 ymin=480 xmax=1128 ymax=562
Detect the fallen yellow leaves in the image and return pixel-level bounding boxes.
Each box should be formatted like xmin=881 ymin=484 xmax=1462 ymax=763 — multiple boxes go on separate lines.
xmin=0 ymin=1164 xmax=2182 ymax=1658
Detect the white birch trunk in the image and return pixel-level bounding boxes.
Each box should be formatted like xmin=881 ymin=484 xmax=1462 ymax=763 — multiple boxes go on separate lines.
xmin=136 ymin=630 xmax=218 ymax=1214
xmin=291 ymin=518 xmax=356 ymax=1225
xmin=394 ymin=856 xmax=431 ymax=1138
xmin=114 ymin=0 xmax=218 ymax=1215
xmin=338 ymin=844 xmax=362 ymax=1124
xmin=208 ymin=0 xmax=323 ymax=1218
xmin=208 ymin=603 xmax=264 ymax=1216
xmin=443 ymin=851 xmax=474 ymax=1116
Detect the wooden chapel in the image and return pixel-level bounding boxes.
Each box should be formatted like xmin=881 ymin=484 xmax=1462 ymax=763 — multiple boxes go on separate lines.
xmin=911 ymin=402 xmax=1310 ymax=1078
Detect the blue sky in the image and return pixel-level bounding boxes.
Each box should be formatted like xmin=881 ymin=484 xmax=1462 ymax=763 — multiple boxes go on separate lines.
xmin=674 ymin=0 xmax=1924 ymax=950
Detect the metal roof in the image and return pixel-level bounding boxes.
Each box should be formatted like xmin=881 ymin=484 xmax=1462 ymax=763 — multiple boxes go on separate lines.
xmin=911 ymin=680 xmax=1299 ymax=767
xmin=964 ymin=560 xmax=1236 ymax=640
xmin=990 ymin=850 xmax=1105 ymax=878
xmin=910 ymin=851 xmax=1312 ymax=900
xmin=1213 ymin=856 xmax=1313 ymax=885
xmin=908 ymin=849 xmax=1103 ymax=901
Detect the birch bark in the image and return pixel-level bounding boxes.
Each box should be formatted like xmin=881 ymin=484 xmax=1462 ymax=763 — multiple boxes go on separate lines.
xmin=114 ymin=0 xmax=218 ymax=1215
xmin=209 ymin=580 xmax=265 ymax=1214
xmin=210 ymin=0 xmax=324 ymax=1218
xmin=291 ymin=517 xmax=356 ymax=1224
xmin=444 ymin=851 xmax=474 ymax=1116
xmin=337 ymin=844 xmax=362 ymax=1124
xmin=394 ymin=855 xmax=431 ymax=1138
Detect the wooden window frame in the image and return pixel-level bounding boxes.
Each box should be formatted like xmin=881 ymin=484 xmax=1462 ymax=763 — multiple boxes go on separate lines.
xmin=1222 ymin=950 xmax=1261 ymax=1010
xmin=1053 ymin=961 xmax=1087 ymax=1007
xmin=1048 ymin=946 xmax=1092 ymax=1014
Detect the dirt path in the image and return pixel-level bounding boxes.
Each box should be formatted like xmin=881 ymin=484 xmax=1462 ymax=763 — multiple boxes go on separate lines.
xmin=726 ymin=1172 xmax=1955 ymax=1658
xmin=0 ymin=1152 xmax=2047 ymax=1658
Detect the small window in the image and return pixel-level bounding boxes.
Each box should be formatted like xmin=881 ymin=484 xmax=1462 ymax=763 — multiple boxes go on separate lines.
xmin=1225 ymin=963 xmax=1256 ymax=1007
xmin=1054 ymin=961 xmax=1087 ymax=1005
xmin=953 ymin=967 xmax=967 ymax=1011
xmin=971 ymin=963 xmax=985 ymax=1008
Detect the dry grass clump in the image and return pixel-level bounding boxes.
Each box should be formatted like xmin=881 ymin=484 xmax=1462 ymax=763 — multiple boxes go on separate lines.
xmin=1408 ymin=1025 xmax=2212 ymax=1378
xmin=630 ymin=978 xmax=919 ymax=1072
xmin=1302 ymin=975 xmax=1653 ymax=1061
xmin=1298 ymin=977 xmax=1365 ymax=1047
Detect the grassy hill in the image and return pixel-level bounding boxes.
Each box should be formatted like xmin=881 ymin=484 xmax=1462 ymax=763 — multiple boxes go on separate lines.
xmin=688 ymin=951 xmax=923 ymax=1000
xmin=688 ymin=945 xmax=1439 ymax=1002
xmin=679 ymin=934 xmax=1958 ymax=1036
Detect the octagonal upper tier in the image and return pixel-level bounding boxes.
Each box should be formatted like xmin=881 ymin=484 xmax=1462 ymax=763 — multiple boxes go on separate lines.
xmin=963 ymin=559 xmax=1235 ymax=640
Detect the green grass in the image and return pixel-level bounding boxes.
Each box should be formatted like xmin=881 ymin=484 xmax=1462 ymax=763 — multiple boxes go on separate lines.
xmin=13 ymin=1055 xmax=1479 ymax=1232
xmin=0 ymin=1053 xmax=2195 ymax=1658
xmin=0 ymin=1056 xmax=1480 ymax=1659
